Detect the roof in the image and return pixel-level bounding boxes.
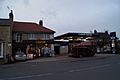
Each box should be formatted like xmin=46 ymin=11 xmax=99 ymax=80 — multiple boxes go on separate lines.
xmin=13 ymin=21 xmax=55 ymax=33
xmin=95 ymin=32 xmax=110 ymax=39
xmin=0 ymin=19 xmax=11 ymax=26
xmin=55 ymin=32 xmax=96 ymax=40
xmin=74 ymin=42 xmax=96 ymax=47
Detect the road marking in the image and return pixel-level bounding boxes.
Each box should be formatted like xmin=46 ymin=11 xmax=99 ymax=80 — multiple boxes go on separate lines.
xmin=68 ymin=64 xmax=110 ymax=73
xmin=1 ymin=73 xmax=53 ymax=80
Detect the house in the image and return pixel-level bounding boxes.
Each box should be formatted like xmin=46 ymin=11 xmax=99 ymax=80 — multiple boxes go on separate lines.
xmin=0 ymin=10 xmax=55 ymax=63
xmin=94 ymin=30 xmax=111 ymax=53
xmin=0 ymin=10 xmax=13 ymax=63
xmin=12 ymin=20 xmax=55 ymax=56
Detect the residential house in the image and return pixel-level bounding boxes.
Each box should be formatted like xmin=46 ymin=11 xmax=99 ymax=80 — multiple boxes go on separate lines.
xmin=0 ymin=10 xmax=13 ymax=63
xmin=94 ymin=30 xmax=111 ymax=53
xmin=12 ymin=20 xmax=55 ymax=55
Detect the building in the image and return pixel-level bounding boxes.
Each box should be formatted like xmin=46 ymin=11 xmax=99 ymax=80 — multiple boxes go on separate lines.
xmin=0 ymin=10 xmax=13 ymax=63
xmin=54 ymin=32 xmax=96 ymax=55
xmin=94 ymin=30 xmax=111 ymax=53
xmin=0 ymin=10 xmax=55 ymax=63
xmin=110 ymin=32 xmax=117 ymax=53
xmin=12 ymin=20 xmax=55 ymax=55
xmin=55 ymin=30 xmax=117 ymax=54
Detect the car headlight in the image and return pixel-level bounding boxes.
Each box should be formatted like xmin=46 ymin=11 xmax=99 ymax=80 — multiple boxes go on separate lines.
xmin=23 ymin=55 xmax=26 ymax=57
xmin=15 ymin=55 xmax=19 ymax=57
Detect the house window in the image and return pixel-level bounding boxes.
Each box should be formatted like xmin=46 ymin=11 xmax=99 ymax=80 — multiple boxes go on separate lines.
xmin=28 ymin=34 xmax=36 ymax=40
xmin=40 ymin=34 xmax=45 ymax=40
xmin=40 ymin=34 xmax=43 ymax=39
xmin=50 ymin=34 xmax=54 ymax=39
xmin=39 ymin=34 xmax=50 ymax=40
xmin=45 ymin=34 xmax=49 ymax=40
xmin=47 ymin=34 xmax=50 ymax=40
xmin=0 ymin=43 xmax=3 ymax=58
xmin=16 ymin=33 xmax=22 ymax=42
xmin=41 ymin=34 xmax=46 ymax=40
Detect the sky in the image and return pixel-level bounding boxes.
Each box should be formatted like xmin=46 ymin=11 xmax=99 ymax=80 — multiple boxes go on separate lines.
xmin=0 ymin=0 xmax=120 ymax=37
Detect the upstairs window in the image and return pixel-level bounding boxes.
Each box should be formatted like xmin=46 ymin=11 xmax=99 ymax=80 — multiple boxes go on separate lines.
xmin=50 ymin=34 xmax=54 ymax=39
xmin=28 ymin=34 xmax=36 ymax=40
xmin=45 ymin=34 xmax=49 ymax=40
xmin=42 ymin=34 xmax=50 ymax=40
xmin=16 ymin=33 xmax=22 ymax=42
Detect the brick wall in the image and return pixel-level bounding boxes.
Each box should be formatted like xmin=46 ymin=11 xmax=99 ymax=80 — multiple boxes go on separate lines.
xmin=0 ymin=26 xmax=12 ymax=63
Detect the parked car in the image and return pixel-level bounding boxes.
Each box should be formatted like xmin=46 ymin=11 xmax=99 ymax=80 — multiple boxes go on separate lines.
xmin=69 ymin=47 xmax=95 ymax=58
xmin=15 ymin=50 xmax=27 ymax=61
xmin=69 ymin=42 xmax=96 ymax=58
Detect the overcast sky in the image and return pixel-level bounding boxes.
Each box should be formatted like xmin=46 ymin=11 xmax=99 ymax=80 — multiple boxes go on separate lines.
xmin=0 ymin=0 xmax=120 ymax=37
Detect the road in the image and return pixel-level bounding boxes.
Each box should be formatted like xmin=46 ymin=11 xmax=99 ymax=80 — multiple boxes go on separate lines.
xmin=0 ymin=54 xmax=120 ymax=80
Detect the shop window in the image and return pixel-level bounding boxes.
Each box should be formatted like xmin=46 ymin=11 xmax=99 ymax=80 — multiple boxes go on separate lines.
xmin=16 ymin=33 xmax=22 ymax=42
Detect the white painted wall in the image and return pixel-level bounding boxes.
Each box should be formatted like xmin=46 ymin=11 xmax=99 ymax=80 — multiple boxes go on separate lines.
xmin=60 ymin=46 xmax=68 ymax=54
xmin=0 ymin=42 xmax=3 ymax=58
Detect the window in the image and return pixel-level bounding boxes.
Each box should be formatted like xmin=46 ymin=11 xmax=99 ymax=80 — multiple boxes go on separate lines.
xmin=41 ymin=34 xmax=44 ymax=39
xmin=42 ymin=34 xmax=50 ymax=40
xmin=16 ymin=33 xmax=22 ymax=42
xmin=38 ymin=34 xmax=51 ymax=40
xmin=28 ymin=34 xmax=36 ymax=40
xmin=47 ymin=34 xmax=50 ymax=40
xmin=50 ymin=34 xmax=54 ymax=39
xmin=0 ymin=43 xmax=3 ymax=58
xmin=45 ymin=34 xmax=50 ymax=40
xmin=41 ymin=34 xmax=46 ymax=40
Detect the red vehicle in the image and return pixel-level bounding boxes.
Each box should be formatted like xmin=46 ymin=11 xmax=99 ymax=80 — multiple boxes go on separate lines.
xmin=69 ymin=42 xmax=96 ymax=58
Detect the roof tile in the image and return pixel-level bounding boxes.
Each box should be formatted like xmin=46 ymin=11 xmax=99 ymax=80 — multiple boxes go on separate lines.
xmin=13 ymin=21 xmax=55 ymax=33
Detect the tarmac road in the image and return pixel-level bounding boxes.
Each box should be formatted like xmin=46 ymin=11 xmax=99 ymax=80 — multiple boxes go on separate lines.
xmin=0 ymin=54 xmax=120 ymax=80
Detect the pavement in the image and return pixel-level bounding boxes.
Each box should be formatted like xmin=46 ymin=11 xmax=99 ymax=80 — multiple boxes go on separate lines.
xmin=24 ymin=53 xmax=116 ymax=63
xmin=1 ymin=53 xmax=116 ymax=65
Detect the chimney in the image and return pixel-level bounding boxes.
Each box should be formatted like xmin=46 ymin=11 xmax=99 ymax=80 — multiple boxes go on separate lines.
xmin=94 ymin=30 xmax=97 ymax=34
xmin=105 ymin=31 xmax=108 ymax=34
xmin=9 ymin=10 xmax=14 ymax=21
xmin=39 ymin=20 xmax=43 ymax=26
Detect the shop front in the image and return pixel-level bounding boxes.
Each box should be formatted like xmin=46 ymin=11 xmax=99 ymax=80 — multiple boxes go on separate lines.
xmin=54 ymin=33 xmax=96 ymax=55
xmin=13 ymin=39 xmax=54 ymax=58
